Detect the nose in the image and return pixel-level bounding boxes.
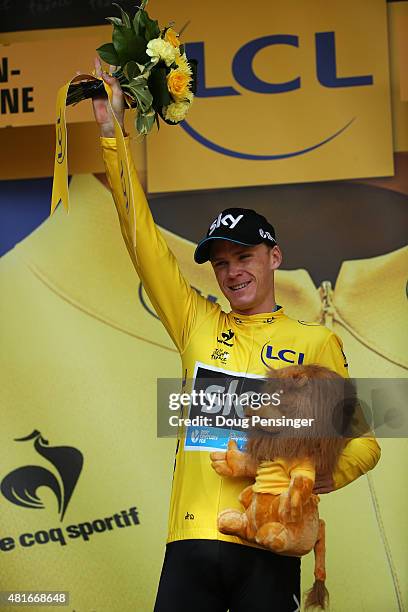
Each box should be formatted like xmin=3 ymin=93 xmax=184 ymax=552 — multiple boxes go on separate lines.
xmin=226 ymin=261 xmax=243 ymax=280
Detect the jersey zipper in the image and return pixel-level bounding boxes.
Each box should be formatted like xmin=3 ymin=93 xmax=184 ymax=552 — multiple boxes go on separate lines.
xmin=319 ymin=280 xmax=335 ymax=329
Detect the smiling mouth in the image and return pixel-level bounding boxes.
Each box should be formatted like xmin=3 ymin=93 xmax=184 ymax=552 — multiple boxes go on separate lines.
xmin=229 ymin=281 xmax=251 ymax=292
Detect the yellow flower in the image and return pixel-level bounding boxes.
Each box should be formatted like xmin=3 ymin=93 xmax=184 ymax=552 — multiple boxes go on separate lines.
xmin=164 ymin=100 xmax=190 ymax=123
xmin=146 ymin=38 xmax=177 ymax=67
xmin=167 ymin=68 xmax=191 ymax=102
xmin=175 ymin=53 xmax=193 ymax=76
xmin=165 ymin=27 xmax=180 ymax=48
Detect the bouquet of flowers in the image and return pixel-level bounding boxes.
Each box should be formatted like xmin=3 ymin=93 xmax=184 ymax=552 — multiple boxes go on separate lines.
xmin=67 ymin=1 xmax=197 ymax=135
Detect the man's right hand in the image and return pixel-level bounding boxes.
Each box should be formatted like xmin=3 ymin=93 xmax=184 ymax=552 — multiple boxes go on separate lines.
xmin=92 ymin=57 xmax=125 ymax=138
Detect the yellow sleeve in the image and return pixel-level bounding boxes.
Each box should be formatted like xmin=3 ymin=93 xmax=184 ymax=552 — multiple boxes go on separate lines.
xmin=101 ymin=136 xmax=213 ymax=353
xmin=316 ymin=331 xmax=381 ymax=488
xmin=316 ymin=331 xmax=349 ymax=377
xmin=333 ymin=436 xmax=381 ymax=489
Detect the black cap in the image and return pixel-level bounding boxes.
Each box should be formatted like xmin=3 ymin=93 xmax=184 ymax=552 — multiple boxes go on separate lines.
xmin=194 ymin=207 xmax=277 ymax=264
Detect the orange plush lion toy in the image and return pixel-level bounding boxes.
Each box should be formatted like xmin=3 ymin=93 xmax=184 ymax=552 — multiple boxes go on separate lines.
xmin=210 ymin=364 xmax=357 ymax=610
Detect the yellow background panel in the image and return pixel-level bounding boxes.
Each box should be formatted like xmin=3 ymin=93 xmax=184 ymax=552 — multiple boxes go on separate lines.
xmin=147 ymin=0 xmax=393 ymax=191
xmin=0 ymin=173 xmax=406 ymax=610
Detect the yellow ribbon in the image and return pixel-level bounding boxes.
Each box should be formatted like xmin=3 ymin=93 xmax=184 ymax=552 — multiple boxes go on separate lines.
xmin=50 ymin=75 xmax=136 ymax=247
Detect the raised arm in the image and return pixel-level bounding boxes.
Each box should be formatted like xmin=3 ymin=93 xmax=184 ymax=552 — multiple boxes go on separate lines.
xmin=92 ymin=59 xmax=212 ymax=352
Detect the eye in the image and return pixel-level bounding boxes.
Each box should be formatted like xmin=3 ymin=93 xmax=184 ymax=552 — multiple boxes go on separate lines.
xmin=213 ymin=261 xmax=226 ymax=268
xmin=239 ymin=253 xmax=251 ymax=260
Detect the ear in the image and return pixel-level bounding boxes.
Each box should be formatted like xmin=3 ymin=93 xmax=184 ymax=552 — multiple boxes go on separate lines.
xmin=269 ymin=245 xmax=282 ymax=271
xmin=291 ymin=370 xmax=309 ymax=388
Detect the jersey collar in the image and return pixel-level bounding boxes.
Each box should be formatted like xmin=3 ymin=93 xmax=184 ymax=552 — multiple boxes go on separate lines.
xmin=230 ymin=305 xmax=285 ymax=325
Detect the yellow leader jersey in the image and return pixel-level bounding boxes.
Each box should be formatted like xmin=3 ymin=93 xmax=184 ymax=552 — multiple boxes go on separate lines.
xmin=101 ymin=136 xmax=380 ymax=546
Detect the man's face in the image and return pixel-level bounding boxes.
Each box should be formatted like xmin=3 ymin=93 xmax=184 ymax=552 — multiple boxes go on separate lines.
xmin=210 ymin=240 xmax=282 ymax=315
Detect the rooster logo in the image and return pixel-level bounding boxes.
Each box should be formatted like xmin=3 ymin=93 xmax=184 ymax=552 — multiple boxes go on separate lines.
xmin=217 ymin=329 xmax=235 ymax=347
xmin=1 ymin=430 xmax=83 ymax=521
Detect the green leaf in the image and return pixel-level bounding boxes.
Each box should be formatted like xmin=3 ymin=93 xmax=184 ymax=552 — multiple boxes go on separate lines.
xmin=135 ymin=59 xmax=158 ymax=80
xmin=133 ymin=10 xmax=144 ymax=37
xmin=112 ymin=3 xmax=131 ymax=29
xmin=123 ymin=76 xmax=153 ymax=113
xmin=96 ymin=43 xmax=120 ymax=65
xmin=123 ymin=60 xmax=141 ymax=81
xmin=136 ymin=109 xmax=156 ymax=135
xmin=112 ymin=25 xmax=148 ymax=65
xmin=143 ymin=14 xmax=160 ymax=41
xmin=148 ymin=66 xmax=172 ymax=109
xmin=106 ymin=16 xmax=123 ymax=27
xmin=133 ymin=9 xmax=160 ymax=41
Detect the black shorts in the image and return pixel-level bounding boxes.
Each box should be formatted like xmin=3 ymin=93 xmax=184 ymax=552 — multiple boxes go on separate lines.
xmin=154 ymin=539 xmax=301 ymax=612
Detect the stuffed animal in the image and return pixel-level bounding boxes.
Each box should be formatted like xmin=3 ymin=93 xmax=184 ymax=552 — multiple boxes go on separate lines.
xmin=210 ymin=364 xmax=357 ymax=609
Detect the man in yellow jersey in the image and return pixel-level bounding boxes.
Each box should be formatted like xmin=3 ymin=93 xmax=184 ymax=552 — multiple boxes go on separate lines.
xmin=93 ymin=61 xmax=380 ymax=612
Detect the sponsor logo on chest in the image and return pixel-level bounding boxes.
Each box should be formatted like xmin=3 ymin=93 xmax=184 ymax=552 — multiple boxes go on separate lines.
xmin=261 ymin=343 xmax=305 ymax=366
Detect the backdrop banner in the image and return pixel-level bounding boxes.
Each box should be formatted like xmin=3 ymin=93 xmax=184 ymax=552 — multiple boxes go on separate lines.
xmin=0 ymin=1 xmax=407 ymax=611
xmin=0 ymin=37 xmax=105 ymax=128
xmin=146 ymin=0 xmax=394 ymax=191
xmin=1 ymin=162 xmax=407 ymax=611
